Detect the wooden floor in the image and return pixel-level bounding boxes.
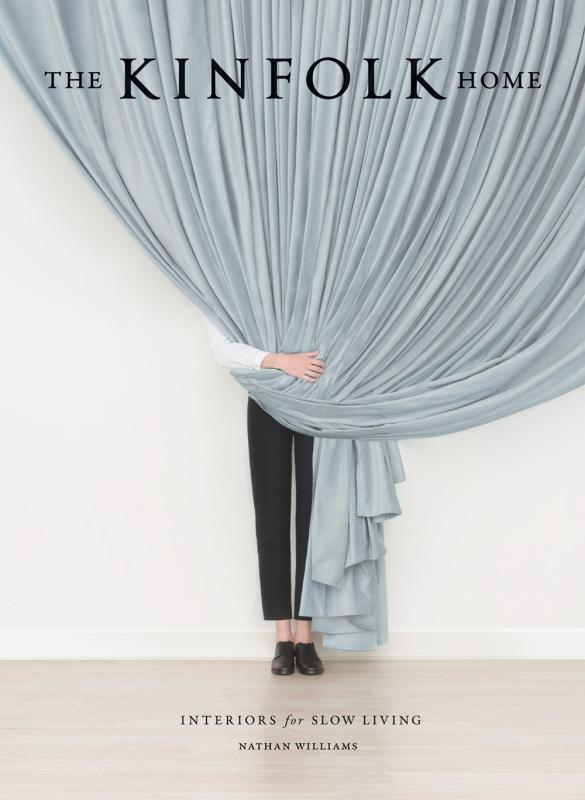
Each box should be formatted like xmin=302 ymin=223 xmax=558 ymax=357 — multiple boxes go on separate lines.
xmin=0 ymin=659 xmax=584 ymax=799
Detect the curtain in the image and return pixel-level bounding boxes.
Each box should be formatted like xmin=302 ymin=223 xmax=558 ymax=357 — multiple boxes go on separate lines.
xmin=1 ymin=0 xmax=585 ymax=649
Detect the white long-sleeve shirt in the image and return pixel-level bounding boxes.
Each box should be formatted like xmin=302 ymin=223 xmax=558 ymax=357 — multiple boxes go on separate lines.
xmin=202 ymin=314 xmax=269 ymax=370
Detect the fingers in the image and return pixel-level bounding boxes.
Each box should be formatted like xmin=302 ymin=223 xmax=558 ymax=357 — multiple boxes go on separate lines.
xmin=300 ymin=350 xmax=325 ymax=365
xmin=293 ymin=349 xmax=326 ymax=382
xmin=303 ymin=360 xmax=325 ymax=381
xmin=298 ymin=369 xmax=318 ymax=382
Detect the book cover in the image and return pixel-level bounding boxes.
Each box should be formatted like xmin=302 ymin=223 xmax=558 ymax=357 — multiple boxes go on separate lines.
xmin=0 ymin=1 xmax=584 ymax=798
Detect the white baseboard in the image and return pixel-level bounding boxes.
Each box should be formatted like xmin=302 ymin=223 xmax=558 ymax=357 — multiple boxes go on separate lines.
xmin=0 ymin=628 xmax=584 ymax=659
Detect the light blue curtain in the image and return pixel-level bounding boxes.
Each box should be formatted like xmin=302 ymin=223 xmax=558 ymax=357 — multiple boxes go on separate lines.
xmin=1 ymin=0 xmax=585 ymax=649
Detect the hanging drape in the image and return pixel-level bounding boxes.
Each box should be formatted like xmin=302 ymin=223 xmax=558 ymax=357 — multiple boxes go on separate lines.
xmin=1 ymin=0 xmax=585 ymax=649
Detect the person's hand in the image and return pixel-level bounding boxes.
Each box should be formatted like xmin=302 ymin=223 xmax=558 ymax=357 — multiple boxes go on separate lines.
xmin=261 ymin=350 xmax=325 ymax=382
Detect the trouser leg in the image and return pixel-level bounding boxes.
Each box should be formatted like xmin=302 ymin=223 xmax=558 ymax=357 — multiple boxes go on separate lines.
xmin=246 ymin=397 xmax=293 ymax=620
xmin=293 ymin=429 xmax=314 ymax=621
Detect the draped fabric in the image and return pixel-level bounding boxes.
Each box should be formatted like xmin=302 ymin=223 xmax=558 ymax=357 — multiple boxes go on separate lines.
xmin=2 ymin=0 xmax=585 ymax=648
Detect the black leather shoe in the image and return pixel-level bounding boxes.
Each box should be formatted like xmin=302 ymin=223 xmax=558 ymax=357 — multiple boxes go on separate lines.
xmin=294 ymin=641 xmax=324 ymax=675
xmin=271 ymin=640 xmax=295 ymax=675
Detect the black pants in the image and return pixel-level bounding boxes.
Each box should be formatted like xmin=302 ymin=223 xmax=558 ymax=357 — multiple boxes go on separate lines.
xmin=247 ymin=397 xmax=313 ymax=621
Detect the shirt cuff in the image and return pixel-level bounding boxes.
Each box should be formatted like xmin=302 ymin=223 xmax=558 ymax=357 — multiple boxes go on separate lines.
xmin=253 ymin=350 xmax=270 ymax=370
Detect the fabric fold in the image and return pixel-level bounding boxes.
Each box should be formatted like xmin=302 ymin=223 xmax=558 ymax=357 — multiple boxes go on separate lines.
xmin=298 ymin=438 xmax=405 ymax=650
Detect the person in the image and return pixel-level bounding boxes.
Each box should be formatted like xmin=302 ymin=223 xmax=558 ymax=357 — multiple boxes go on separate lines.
xmin=202 ymin=314 xmax=326 ymax=676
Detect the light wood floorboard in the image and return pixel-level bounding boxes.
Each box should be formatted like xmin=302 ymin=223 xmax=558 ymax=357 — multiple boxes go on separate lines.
xmin=0 ymin=659 xmax=584 ymax=799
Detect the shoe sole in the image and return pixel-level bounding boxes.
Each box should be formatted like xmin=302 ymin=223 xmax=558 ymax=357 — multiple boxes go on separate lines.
xmin=297 ymin=666 xmax=325 ymax=675
xmin=271 ymin=668 xmax=295 ymax=675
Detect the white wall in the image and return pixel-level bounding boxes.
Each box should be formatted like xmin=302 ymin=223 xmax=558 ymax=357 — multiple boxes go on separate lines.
xmin=1 ymin=62 xmax=584 ymax=658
